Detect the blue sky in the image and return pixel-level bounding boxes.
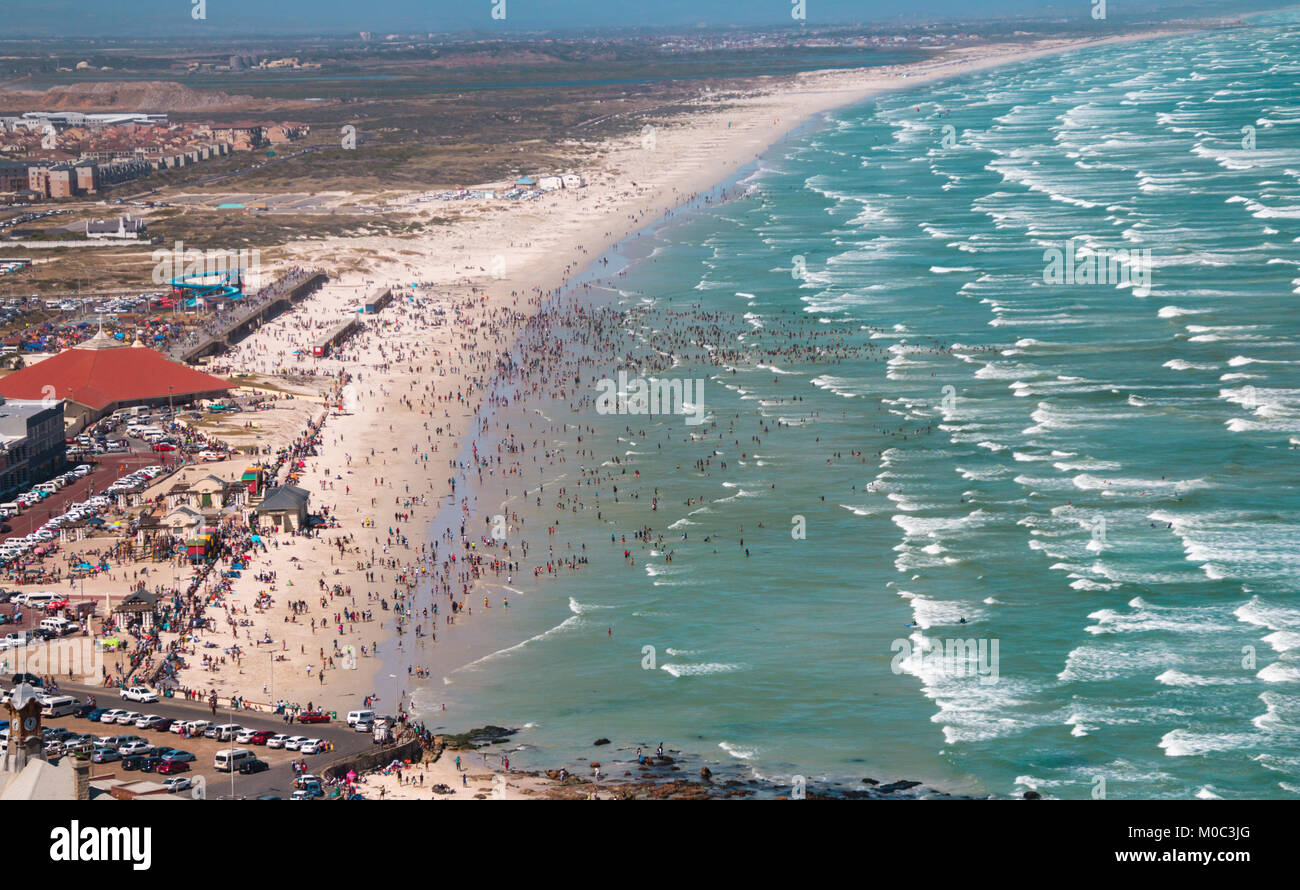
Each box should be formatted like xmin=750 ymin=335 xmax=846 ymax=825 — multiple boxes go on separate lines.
xmin=3 ymin=0 xmax=1251 ymax=37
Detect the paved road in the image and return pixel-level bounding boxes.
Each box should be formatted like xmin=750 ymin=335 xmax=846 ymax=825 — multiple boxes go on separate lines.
xmin=47 ymin=680 xmax=376 ymax=798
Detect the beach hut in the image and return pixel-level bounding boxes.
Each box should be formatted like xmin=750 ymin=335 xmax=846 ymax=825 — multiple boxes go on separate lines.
xmin=162 ymin=506 xmax=203 ymax=533
xmin=253 ymin=484 xmax=310 ymax=531
xmin=190 ymin=474 xmax=228 ymax=508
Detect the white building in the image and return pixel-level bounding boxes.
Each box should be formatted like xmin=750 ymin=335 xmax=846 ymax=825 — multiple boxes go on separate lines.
xmin=85 ymin=214 xmax=146 ymax=239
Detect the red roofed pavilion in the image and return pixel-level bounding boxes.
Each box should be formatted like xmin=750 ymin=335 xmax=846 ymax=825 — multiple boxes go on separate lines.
xmin=0 ymin=329 xmax=232 ymax=421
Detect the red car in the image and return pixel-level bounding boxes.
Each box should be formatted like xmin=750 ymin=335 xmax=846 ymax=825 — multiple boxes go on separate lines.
xmin=152 ymin=443 xmax=177 ymax=452
xmin=296 ymin=711 xmax=330 ymax=724
xmin=156 ymin=760 xmax=190 ymax=775
xmin=243 ymin=730 xmax=275 ymax=745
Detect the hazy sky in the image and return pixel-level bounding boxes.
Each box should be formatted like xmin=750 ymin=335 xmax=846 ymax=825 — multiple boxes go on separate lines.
xmin=3 ymin=0 xmax=1246 ymax=38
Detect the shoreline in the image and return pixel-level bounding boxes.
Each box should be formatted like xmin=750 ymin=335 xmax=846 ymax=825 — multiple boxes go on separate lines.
xmin=17 ymin=22 xmax=1211 ymax=800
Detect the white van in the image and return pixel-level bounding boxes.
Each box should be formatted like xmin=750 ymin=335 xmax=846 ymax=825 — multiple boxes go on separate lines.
xmin=0 ymin=503 xmax=19 ymax=518
xmin=214 ymin=747 xmax=254 ymax=772
xmin=40 ymin=616 xmax=78 ymax=636
xmin=212 ymin=723 xmax=244 ymax=741
xmin=40 ymin=695 xmax=81 ymax=718
xmin=347 ymin=709 xmax=375 ymax=728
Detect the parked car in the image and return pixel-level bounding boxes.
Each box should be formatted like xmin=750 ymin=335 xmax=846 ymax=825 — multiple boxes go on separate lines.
xmin=292 ymin=780 xmax=323 ymax=799
xmin=235 ymin=729 xmax=273 ymax=745
xmin=161 ymin=769 xmax=191 ymax=789
xmin=157 ymin=761 xmax=190 ymax=777
xmin=121 ymin=754 xmax=161 ymax=771
xmin=298 ymin=739 xmax=325 ymax=755
xmin=158 ymin=748 xmax=195 ymax=763
xmin=237 ymin=757 xmax=270 ymax=775
xmin=213 ymin=724 xmax=245 ymax=741
xmin=63 ymin=738 xmax=94 ymax=758
xmin=91 ymin=747 xmax=121 ymax=763
xmin=135 ymin=714 xmax=167 ymax=730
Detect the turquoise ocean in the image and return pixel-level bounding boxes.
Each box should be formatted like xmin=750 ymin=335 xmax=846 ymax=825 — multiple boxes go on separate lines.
xmin=409 ymin=11 xmax=1300 ymax=799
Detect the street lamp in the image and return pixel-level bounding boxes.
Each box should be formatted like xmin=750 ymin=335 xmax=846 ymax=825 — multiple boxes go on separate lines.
xmin=227 ymin=696 xmax=235 ymax=799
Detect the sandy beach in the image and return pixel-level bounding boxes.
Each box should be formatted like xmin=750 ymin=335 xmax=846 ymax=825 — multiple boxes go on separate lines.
xmin=6 ymin=26 xmax=1192 ymax=797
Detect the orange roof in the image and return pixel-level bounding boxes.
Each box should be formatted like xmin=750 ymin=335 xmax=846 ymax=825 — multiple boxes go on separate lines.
xmin=0 ymin=336 xmax=231 ymax=411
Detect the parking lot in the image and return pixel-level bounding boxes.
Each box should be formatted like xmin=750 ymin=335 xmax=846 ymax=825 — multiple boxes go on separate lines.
xmin=36 ymin=684 xmax=376 ymax=798
xmin=0 ymin=447 xmax=162 ymax=543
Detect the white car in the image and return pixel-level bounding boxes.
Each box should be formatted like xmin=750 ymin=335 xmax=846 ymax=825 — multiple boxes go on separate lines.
xmin=98 ymin=709 xmax=128 ymax=724
xmin=298 ymin=739 xmax=324 ymax=755
xmin=162 ymin=776 xmax=191 ymax=793
xmin=115 ymin=711 xmax=145 ymax=726
xmin=120 ymin=686 xmax=159 ymax=703
xmin=118 ymin=740 xmax=152 ymax=756
xmin=282 ymin=735 xmax=310 ymax=751
xmin=266 ymin=734 xmax=290 ymax=749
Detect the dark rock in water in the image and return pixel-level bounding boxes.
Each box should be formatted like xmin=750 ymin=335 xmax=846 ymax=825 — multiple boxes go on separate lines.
xmin=862 ymin=778 xmax=879 ymax=786
xmin=443 ymin=726 xmax=518 ymax=749
xmin=593 ymin=738 xmax=611 ymax=746
xmin=876 ymin=780 xmax=922 ymax=794
xmin=1023 ymin=791 xmax=1042 ymax=800
xmin=700 ymin=766 xmax=713 ymax=783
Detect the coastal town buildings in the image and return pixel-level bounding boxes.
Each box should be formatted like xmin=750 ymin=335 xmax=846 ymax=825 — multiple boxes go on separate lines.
xmin=0 ymin=113 xmax=308 ymax=200
xmin=0 ymin=396 xmax=66 ymax=498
